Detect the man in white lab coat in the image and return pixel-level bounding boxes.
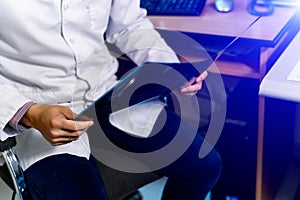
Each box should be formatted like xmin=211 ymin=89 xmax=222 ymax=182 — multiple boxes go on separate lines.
xmin=0 ymin=0 xmax=221 ymax=199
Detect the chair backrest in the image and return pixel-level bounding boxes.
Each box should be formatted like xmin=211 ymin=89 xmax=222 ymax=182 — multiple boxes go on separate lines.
xmin=0 ymin=137 xmax=17 ymax=191
xmin=0 ymin=137 xmax=27 ymax=200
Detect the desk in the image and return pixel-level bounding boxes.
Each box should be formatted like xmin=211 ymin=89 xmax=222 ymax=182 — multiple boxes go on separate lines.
xmin=149 ymin=0 xmax=298 ymax=79
xmin=259 ymin=29 xmax=300 ymax=200
xmin=148 ymin=0 xmax=300 ymax=199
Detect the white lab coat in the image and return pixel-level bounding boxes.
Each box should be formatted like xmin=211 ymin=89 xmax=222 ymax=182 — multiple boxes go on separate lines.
xmin=0 ymin=0 xmax=179 ymax=169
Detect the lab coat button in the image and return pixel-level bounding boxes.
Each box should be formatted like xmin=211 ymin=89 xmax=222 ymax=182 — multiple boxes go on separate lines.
xmin=63 ymin=4 xmax=69 ymax=10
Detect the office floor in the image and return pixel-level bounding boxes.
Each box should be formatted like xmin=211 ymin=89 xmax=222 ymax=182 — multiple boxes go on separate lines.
xmin=0 ymin=177 xmax=14 ymax=199
xmin=139 ymin=177 xmax=211 ymax=200
xmin=138 ymin=177 xmax=166 ymax=200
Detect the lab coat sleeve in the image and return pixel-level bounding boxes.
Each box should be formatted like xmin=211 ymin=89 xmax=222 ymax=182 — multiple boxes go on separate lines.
xmin=0 ymin=85 xmax=32 ymax=141
xmin=105 ymin=0 xmax=180 ymax=65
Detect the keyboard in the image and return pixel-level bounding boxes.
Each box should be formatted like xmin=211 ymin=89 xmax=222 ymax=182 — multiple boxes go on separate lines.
xmin=140 ymin=0 xmax=207 ymax=16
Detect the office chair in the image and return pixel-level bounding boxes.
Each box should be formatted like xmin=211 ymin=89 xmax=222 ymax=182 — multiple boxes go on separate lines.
xmin=0 ymin=137 xmax=27 ymax=200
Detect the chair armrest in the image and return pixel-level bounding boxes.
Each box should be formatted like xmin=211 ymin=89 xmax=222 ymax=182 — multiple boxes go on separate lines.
xmin=0 ymin=137 xmax=16 ymax=152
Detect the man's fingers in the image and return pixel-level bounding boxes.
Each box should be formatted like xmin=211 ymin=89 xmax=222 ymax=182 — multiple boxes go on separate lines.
xmin=50 ymin=135 xmax=80 ymax=146
xmin=180 ymin=71 xmax=207 ymax=93
xmin=180 ymin=82 xmax=203 ymax=93
xmin=47 ymin=119 xmax=93 ymax=145
xmin=60 ymin=119 xmax=94 ymax=132
xmin=196 ymin=71 xmax=208 ymax=82
xmin=74 ymin=120 xmax=94 ymax=131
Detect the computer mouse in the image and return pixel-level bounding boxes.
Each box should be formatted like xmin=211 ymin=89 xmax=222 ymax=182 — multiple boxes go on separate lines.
xmin=215 ymin=0 xmax=234 ymax=13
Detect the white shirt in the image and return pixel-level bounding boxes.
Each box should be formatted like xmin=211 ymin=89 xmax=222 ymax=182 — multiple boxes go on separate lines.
xmin=0 ymin=0 xmax=179 ymax=169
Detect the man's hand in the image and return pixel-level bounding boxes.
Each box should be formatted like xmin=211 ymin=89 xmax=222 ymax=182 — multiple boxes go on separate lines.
xmin=178 ymin=71 xmax=208 ymax=96
xmin=20 ymin=104 xmax=94 ymax=146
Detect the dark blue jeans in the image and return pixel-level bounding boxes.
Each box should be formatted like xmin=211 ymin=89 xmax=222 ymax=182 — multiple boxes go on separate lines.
xmin=24 ymin=154 xmax=108 ymax=200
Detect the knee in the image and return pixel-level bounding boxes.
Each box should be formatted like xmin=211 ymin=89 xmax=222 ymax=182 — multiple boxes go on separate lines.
xmin=174 ymin=148 xmax=222 ymax=192
xmin=189 ymin=148 xmax=222 ymax=188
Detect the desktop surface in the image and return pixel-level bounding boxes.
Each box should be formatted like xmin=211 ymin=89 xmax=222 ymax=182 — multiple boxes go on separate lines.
xmin=259 ymin=30 xmax=300 ymax=103
xmin=148 ymin=0 xmax=298 ymax=44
